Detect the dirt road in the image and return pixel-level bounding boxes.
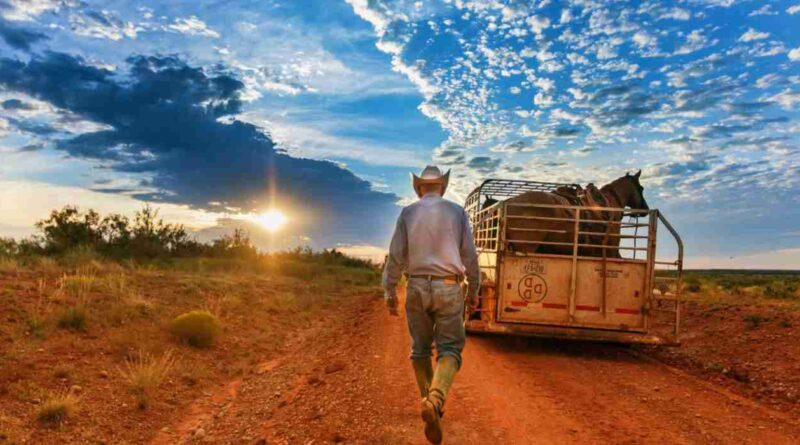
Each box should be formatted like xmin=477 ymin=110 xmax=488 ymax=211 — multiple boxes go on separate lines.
xmin=154 ymin=293 xmax=800 ymax=444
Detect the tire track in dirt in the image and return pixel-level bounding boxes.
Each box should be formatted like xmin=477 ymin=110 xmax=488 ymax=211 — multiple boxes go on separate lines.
xmin=155 ymin=291 xmax=800 ymax=444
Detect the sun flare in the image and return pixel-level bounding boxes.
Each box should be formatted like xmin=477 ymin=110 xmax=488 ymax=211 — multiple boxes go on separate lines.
xmin=256 ymin=209 xmax=287 ymax=232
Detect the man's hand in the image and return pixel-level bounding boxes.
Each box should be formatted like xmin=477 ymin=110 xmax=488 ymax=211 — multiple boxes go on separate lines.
xmin=467 ymin=293 xmax=479 ymax=312
xmin=385 ymin=292 xmax=399 ymax=316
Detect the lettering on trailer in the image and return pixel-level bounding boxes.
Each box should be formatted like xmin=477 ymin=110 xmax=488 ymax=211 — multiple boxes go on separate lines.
xmin=523 ymin=259 xmax=547 ymax=275
xmin=593 ymin=268 xmax=628 ymax=279
xmin=518 ymin=273 xmax=548 ymax=303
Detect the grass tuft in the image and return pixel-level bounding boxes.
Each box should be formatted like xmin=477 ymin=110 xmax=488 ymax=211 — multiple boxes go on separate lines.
xmin=37 ymin=390 xmax=77 ymax=424
xmin=119 ymin=351 xmax=175 ymax=409
xmin=57 ymin=305 xmax=87 ymax=331
xmin=170 ymin=310 xmax=221 ymax=348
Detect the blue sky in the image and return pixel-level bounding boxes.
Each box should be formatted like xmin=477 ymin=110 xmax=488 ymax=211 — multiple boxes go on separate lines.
xmin=0 ymin=0 xmax=799 ymax=267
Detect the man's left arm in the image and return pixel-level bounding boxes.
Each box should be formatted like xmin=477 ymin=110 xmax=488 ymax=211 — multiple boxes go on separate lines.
xmin=459 ymin=209 xmax=480 ymax=304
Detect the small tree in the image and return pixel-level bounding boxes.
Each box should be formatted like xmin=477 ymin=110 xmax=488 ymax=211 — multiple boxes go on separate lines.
xmin=36 ymin=206 xmax=104 ymax=254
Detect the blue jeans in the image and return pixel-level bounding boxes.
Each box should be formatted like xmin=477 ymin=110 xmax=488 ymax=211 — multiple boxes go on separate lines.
xmin=405 ymin=278 xmax=466 ymax=368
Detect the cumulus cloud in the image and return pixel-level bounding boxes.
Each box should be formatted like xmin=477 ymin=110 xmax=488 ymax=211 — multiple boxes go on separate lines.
xmin=738 ymin=28 xmax=769 ymax=42
xmin=790 ymin=48 xmax=800 ymax=62
xmin=0 ymin=52 xmax=399 ymax=246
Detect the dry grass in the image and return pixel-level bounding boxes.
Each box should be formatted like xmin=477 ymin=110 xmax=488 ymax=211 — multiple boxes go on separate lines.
xmin=37 ymin=390 xmax=78 ymax=424
xmin=57 ymin=271 xmax=96 ymax=300
xmin=119 ymin=351 xmax=176 ymax=409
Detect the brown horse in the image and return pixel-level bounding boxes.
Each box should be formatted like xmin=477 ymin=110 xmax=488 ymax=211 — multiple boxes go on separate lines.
xmin=504 ymin=171 xmax=648 ymax=256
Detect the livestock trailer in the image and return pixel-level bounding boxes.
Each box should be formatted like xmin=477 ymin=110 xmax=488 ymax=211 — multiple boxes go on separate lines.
xmin=464 ymin=179 xmax=684 ymax=345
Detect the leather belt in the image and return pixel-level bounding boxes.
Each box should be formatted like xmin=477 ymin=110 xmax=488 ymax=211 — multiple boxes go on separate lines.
xmin=407 ymin=274 xmax=463 ymax=283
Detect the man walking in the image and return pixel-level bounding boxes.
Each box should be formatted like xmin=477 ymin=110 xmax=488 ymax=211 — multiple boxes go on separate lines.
xmin=383 ymin=165 xmax=480 ymax=444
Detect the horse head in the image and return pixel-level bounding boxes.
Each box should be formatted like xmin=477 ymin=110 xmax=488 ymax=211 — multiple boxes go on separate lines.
xmin=605 ymin=170 xmax=648 ymax=210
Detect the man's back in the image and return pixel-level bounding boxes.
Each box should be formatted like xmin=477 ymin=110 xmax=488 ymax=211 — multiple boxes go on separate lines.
xmin=402 ymin=194 xmax=468 ymax=277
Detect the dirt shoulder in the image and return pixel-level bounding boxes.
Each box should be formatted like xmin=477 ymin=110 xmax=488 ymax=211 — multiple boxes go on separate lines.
xmin=0 ymin=264 xmax=380 ymax=444
xmin=640 ymin=300 xmax=800 ymax=417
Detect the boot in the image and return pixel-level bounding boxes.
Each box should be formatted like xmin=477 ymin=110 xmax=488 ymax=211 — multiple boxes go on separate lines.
xmin=411 ymin=358 xmax=434 ymax=398
xmin=420 ymin=355 xmax=459 ymax=445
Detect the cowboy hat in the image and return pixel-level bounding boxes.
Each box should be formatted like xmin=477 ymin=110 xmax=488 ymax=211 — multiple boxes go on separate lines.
xmin=411 ymin=165 xmax=450 ymax=197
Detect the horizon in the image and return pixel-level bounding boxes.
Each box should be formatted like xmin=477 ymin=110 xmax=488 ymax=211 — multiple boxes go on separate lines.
xmin=1 ymin=0 xmax=799 ymax=269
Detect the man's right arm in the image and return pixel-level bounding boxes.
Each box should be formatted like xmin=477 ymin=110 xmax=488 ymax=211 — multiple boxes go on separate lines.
xmin=382 ymin=210 xmax=407 ymax=299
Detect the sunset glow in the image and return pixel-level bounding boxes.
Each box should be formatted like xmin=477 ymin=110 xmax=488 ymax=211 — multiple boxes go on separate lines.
xmin=256 ymin=209 xmax=287 ymax=232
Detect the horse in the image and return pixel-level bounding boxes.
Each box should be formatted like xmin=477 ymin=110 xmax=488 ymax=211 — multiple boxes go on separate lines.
xmin=504 ymin=171 xmax=648 ymax=256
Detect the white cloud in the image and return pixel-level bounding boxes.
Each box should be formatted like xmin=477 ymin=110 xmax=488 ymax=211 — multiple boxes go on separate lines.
xmin=674 ymin=30 xmax=717 ymax=55
xmin=69 ymin=11 xmax=139 ymax=41
xmin=168 ymin=16 xmax=220 ymax=38
xmin=738 ymin=28 xmax=769 ymax=42
xmin=789 ymin=47 xmax=800 ymax=62
xmin=559 ymin=9 xmax=573 ymax=24
xmin=0 ymin=0 xmax=61 ymax=21
xmin=526 ymin=15 xmax=551 ymax=36
xmin=658 ymin=8 xmax=691 ymax=20
xmin=633 ymin=31 xmax=656 ymax=49
xmin=748 ymin=5 xmax=777 ymax=16
xmin=787 ymin=5 xmax=800 ymax=15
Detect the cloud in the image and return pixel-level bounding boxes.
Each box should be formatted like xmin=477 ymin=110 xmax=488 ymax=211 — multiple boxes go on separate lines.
xmin=674 ymin=30 xmax=717 ymax=55
xmin=790 ymin=48 xmax=800 ymax=62
xmin=168 ymin=16 xmax=220 ymax=38
xmin=787 ymin=5 xmax=800 ymax=15
xmin=0 ymin=52 xmax=399 ymax=246
xmin=68 ymin=9 xmax=139 ymax=41
xmin=738 ymin=28 xmax=769 ymax=42
xmin=0 ymin=0 xmax=60 ymax=22
xmin=466 ymin=156 xmax=501 ymax=174
xmin=0 ymin=18 xmax=48 ymax=50
xmin=658 ymin=8 xmax=691 ymax=20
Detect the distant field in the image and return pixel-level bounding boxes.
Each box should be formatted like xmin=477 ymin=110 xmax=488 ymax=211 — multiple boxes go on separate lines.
xmin=655 ymin=269 xmax=800 ymax=308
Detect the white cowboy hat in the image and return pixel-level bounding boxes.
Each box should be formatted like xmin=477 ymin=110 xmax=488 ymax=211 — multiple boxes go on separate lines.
xmin=411 ymin=165 xmax=450 ymax=197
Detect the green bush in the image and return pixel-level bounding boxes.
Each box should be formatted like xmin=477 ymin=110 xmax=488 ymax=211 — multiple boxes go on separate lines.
xmin=764 ymin=280 xmax=798 ymax=300
xmin=58 ymin=305 xmax=87 ymax=331
xmin=170 ymin=310 xmax=221 ymax=348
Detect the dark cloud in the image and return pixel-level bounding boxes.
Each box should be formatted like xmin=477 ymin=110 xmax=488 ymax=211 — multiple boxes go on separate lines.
xmin=0 ymin=19 xmax=48 ymax=51
xmin=0 ymin=52 xmax=398 ymax=246
xmin=586 ymin=85 xmax=660 ymax=128
xmin=467 ymin=156 xmax=501 ymax=174
xmin=2 ymin=98 xmax=35 ymax=110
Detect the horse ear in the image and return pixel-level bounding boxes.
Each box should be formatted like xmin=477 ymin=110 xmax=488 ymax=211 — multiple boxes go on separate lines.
xmin=634 ymin=169 xmax=641 ymax=179
xmin=625 ymin=171 xmax=630 ymax=177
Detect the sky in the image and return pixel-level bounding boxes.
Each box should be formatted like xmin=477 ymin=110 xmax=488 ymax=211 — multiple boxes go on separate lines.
xmin=0 ymin=0 xmax=798 ymax=268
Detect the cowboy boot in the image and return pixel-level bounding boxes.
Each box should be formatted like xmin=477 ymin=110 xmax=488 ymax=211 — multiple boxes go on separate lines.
xmin=412 ymin=358 xmax=434 ymax=398
xmin=420 ymin=355 xmax=459 ymax=444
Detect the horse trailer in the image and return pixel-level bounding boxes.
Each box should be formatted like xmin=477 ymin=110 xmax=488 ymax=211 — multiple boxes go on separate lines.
xmin=464 ymin=179 xmax=684 ymax=345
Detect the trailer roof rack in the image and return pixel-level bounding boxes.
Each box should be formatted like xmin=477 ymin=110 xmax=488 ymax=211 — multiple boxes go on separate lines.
xmin=465 ymin=178 xmax=578 ymax=220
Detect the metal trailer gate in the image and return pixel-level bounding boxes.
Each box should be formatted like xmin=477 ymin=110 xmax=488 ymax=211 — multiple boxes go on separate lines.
xmin=464 ymin=179 xmax=683 ymax=345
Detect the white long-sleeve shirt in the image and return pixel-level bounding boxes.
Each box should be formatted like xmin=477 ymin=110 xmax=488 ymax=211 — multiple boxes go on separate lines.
xmin=383 ymin=193 xmax=480 ymax=298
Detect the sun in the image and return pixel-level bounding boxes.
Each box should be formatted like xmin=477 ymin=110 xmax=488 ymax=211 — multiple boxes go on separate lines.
xmin=256 ymin=209 xmax=287 ymax=232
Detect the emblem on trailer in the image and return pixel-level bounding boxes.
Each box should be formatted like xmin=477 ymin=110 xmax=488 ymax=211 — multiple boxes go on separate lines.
xmin=518 ymin=273 xmax=548 ymax=303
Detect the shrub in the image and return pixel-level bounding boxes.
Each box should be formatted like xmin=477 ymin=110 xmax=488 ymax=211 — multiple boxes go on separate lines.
xmin=743 ymin=314 xmax=766 ymax=330
xmin=170 ymin=310 xmax=221 ymax=347
xmin=37 ymin=390 xmax=77 ymax=424
xmin=119 ymin=351 xmax=175 ymax=409
xmin=59 ymin=245 xmax=100 ymax=268
xmin=764 ymin=280 xmax=798 ymax=300
xmin=58 ymin=305 xmax=87 ymax=331
xmin=26 ymin=317 xmax=46 ymax=339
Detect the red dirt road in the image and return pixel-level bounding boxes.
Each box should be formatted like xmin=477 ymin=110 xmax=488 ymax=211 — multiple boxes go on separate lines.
xmin=155 ymin=293 xmax=800 ymax=444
